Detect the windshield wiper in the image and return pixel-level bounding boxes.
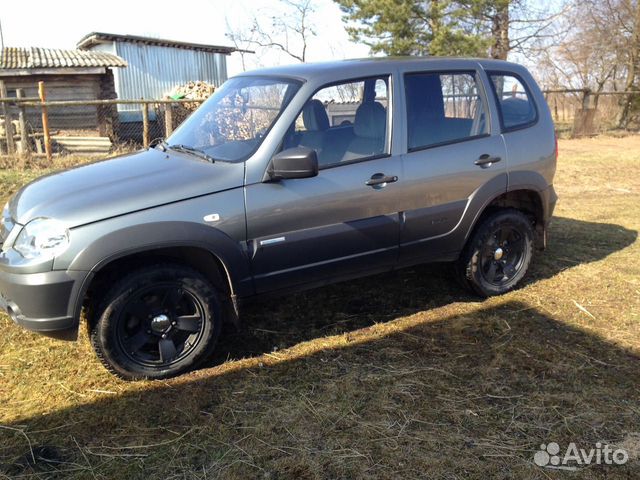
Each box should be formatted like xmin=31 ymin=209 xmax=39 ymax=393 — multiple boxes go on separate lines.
xmin=168 ymin=144 xmax=216 ymax=163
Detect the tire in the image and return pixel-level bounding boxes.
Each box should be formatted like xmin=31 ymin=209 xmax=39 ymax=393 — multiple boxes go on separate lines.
xmin=456 ymin=209 xmax=534 ymax=297
xmin=90 ymin=264 xmax=222 ymax=380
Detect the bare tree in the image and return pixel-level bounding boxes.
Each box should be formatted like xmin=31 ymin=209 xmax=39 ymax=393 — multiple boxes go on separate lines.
xmin=541 ymin=6 xmax=616 ymax=92
xmin=225 ymin=18 xmax=256 ymax=72
xmin=507 ymin=1 xmax=571 ymax=57
xmin=536 ymin=0 xmax=640 ymax=127
xmin=617 ymin=0 xmax=640 ymax=127
xmin=228 ymin=0 xmax=317 ymax=64
xmin=455 ymin=0 xmax=570 ymax=60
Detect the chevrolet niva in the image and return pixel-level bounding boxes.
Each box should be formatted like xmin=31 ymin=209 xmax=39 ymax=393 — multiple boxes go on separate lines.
xmin=0 ymin=58 xmax=557 ymax=379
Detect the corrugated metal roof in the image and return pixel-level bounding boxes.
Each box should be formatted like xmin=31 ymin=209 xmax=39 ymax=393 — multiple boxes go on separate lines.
xmin=0 ymin=47 xmax=127 ymax=69
xmin=77 ymin=32 xmax=238 ymax=55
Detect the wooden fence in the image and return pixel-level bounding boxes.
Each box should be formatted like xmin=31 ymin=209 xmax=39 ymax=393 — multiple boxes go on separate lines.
xmin=543 ymin=88 xmax=638 ymax=136
xmin=0 ymin=80 xmax=204 ymax=160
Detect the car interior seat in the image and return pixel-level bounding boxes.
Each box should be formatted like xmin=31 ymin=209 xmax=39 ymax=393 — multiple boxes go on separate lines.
xmin=297 ymin=99 xmax=330 ymax=158
xmin=342 ymin=102 xmax=386 ymax=162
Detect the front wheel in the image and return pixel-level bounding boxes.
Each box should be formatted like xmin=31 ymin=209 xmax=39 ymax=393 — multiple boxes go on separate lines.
xmin=456 ymin=209 xmax=534 ymax=297
xmin=90 ymin=264 xmax=222 ymax=380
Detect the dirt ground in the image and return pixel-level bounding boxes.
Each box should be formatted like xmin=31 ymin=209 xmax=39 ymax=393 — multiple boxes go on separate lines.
xmin=0 ymin=135 xmax=639 ymax=479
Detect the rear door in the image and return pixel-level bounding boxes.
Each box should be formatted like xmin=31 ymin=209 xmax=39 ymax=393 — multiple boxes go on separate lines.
xmin=398 ymin=69 xmax=508 ymax=265
xmin=245 ymin=75 xmax=404 ymax=293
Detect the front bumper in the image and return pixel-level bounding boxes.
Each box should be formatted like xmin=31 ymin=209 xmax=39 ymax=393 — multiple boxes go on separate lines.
xmin=0 ymin=268 xmax=88 ymax=337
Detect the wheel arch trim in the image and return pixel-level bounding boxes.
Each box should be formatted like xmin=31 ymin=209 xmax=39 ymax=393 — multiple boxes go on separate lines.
xmin=464 ymin=173 xmax=552 ymax=246
xmin=68 ymin=221 xmax=253 ymax=326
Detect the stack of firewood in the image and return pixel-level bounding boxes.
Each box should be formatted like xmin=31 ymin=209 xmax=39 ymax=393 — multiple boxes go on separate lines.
xmin=169 ymin=81 xmax=216 ymax=112
xmin=170 ymin=81 xmax=215 ymax=103
xmin=168 ymin=81 xmax=216 ymax=126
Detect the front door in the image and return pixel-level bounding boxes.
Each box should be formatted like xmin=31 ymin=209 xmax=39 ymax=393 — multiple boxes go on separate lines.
xmin=245 ymin=75 xmax=403 ymax=293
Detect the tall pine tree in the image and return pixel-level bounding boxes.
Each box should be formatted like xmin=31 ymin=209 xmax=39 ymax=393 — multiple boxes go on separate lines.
xmin=335 ymin=0 xmax=492 ymax=57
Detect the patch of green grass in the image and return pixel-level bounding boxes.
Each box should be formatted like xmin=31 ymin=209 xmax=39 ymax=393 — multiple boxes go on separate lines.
xmin=0 ymin=170 xmax=44 ymax=204
xmin=1 ymin=137 xmax=639 ymax=479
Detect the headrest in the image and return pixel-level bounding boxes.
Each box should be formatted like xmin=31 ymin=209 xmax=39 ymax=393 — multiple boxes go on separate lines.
xmin=500 ymin=97 xmax=534 ymax=123
xmin=302 ymin=99 xmax=330 ymax=131
xmin=354 ymin=102 xmax=386 ymax=139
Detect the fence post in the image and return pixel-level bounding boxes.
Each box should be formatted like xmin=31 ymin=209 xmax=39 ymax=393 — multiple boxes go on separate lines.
xmin=164 ymin=102 xmax=173 ymax=137
xmin=0 ymin=80 xmax=16 ymax=155
xmin=16 ymin=89 xmax=29 ymax=155
xmin=38 ymin=81 xmax=52 ymax=161
xmin=142 ymin=101 xmax=149 ymax=148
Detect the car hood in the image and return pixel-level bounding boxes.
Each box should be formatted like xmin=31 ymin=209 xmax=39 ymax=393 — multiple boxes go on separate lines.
xmin=9 ymin=148 xmax=245 ymax=227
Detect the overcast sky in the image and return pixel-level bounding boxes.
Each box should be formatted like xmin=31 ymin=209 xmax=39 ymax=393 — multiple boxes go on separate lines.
xmin=0 ymin=0 xmax=370 ymax=76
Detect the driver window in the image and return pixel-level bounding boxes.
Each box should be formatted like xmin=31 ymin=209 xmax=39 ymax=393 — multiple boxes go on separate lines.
xmin=284 ymin=77 xmax=389 ymax=168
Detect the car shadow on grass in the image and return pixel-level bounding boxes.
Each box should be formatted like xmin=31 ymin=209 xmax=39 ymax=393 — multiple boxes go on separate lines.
xmin=2 ymin=216 xmax=638 ymax=478
xmin=3 ymin=300 xmax=640 ymax=479
xmin=211 ymin=215 xmax=637 ymax=364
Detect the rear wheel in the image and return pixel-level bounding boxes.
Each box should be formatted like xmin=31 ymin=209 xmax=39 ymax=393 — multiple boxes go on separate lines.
xmin=456 ymin=209 xmax=534 ymax=297
xmin=90 ymin=264 xmax=222 ymax=380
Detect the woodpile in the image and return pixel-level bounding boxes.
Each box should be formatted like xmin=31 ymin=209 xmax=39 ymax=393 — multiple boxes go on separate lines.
xmin=167 ymin=81 xmax=216 ymax=128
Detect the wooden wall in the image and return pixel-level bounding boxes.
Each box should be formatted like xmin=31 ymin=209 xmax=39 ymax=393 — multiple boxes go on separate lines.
xmin=1 ymin=72 xmax=116 ymax=133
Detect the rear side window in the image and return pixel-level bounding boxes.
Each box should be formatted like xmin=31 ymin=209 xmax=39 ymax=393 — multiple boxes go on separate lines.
xmin=405 ymin=72 xmax=489 ymax=151
xmin=489 ymin=73 xmax=537 ymax=130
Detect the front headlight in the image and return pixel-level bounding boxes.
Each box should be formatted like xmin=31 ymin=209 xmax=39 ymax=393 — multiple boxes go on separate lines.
xmin=13 ymin=218 xmax=70 ymax=260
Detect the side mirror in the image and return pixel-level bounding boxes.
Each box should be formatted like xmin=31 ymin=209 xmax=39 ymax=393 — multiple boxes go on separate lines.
xmin=267 ymin=147 xmax=319 ymax=181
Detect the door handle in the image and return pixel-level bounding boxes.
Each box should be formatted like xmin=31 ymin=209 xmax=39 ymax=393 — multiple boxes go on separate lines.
xmin=475 ymin=154 xmax=502 ymax=168
xmin=366 ymin=173 xmax=398 ymax=187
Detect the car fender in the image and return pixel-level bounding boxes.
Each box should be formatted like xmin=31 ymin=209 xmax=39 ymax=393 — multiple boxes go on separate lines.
xmin=68 ymin=221 xmax=253 ymax=321
xmin=508 ymin=170 xmax=556 ymax=223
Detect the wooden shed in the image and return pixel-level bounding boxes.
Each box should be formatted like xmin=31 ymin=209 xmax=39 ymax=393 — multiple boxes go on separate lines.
xmin=0 ymin=47 xmax=127 ymax=137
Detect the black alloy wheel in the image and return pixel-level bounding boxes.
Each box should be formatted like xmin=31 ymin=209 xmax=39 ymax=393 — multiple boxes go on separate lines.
xmin=478 ymin=225 xmax=527 ymax=287
xmin=116 ymin=283 xmax=206 ymax=367
xmin=456 ymin=209 xmax=535 ymax=297
xmin=91 ymin=264 xmax=222 ymax=380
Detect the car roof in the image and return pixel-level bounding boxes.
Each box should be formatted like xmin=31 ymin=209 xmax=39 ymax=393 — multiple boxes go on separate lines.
xmin=234 ymin=56 xmax=526 ymax=81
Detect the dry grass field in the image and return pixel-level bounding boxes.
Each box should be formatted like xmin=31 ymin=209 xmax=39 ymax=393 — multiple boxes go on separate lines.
xmin=0 ymin=136 xmax=639 ymax=479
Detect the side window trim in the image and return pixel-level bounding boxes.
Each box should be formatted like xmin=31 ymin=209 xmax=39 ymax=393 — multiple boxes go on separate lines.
xmin=278 ymin=74 xmax=394 ymax=171
xmin=486 ymin=70 xmax=539 ymax=133
xmin=407 ymin=133 xmax=491 ymax=153
xmin=402 ymin=69 xmax=492 ymax=154
xmin=318 ymin=152 xmax=391 ymax=170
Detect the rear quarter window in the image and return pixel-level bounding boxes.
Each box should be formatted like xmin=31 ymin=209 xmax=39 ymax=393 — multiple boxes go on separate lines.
xmin=489 ymin=73 xmax=537 ymax=131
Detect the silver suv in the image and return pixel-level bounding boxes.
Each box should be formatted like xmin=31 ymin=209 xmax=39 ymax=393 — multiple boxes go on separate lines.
xmin=0 ymin=58 xmax=557 ymax=379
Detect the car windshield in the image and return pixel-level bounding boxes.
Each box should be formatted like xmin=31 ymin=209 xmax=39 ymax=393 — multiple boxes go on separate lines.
xmin=167 ymin=76 xmax=301 ymax=162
